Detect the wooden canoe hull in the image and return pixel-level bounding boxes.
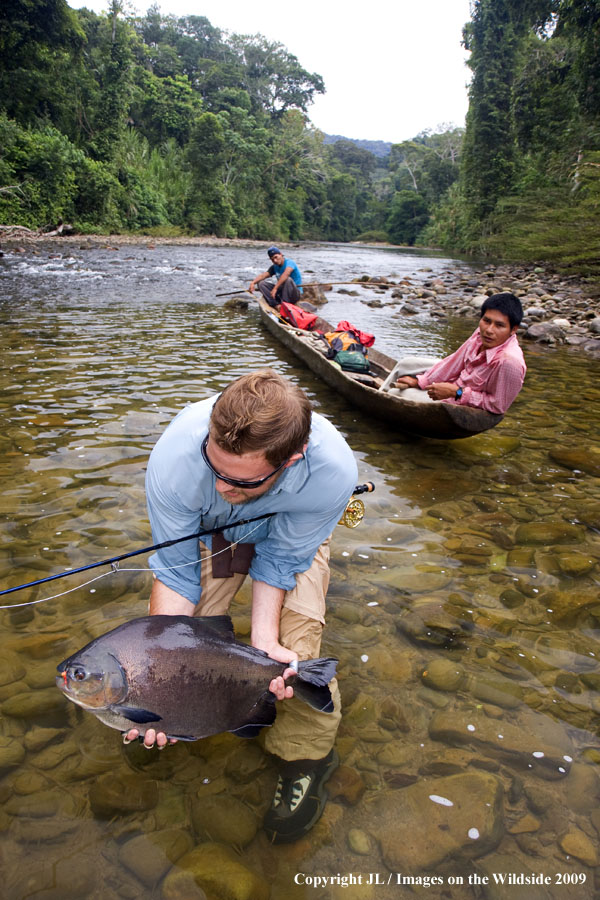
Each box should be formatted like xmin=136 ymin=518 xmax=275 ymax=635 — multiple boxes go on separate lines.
xmin=257 ymin=299 xmax=503 ymax=440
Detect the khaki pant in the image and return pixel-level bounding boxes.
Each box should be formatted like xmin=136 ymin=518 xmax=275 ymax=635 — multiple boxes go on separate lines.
xmin=195 ymin=539 xmax=341 ymax=762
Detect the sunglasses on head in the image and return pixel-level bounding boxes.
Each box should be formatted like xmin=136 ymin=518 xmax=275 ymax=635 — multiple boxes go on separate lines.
xmin=201 ymin=435 xmax=296 ymax=489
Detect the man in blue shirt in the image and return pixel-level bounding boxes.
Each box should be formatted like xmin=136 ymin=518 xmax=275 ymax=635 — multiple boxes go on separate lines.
xmin=249 ymin=245 xmax=303 ymax=308
xmin=125 ymin=369 xmax=357 ymax=844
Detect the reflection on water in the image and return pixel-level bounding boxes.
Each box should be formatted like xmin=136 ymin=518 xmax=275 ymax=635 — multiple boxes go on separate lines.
xmin=0 ymin=243 xmax=599 ymax=898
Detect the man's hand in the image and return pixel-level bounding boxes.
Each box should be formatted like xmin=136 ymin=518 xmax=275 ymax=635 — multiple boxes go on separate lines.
xmin=396 ymin=375 xmax=419 ymax=389
xmin=427 ymin=382 xmax=458 ymax=400
xmin=123 ymin=728 xmax=178 ymax=749
xmin=248 ymin=281 xmax=256 ymax=293
xmin=270 ymin=285 xmax=278 ymax=300
xmin=256 ymin=638 xmax=297 ymax=701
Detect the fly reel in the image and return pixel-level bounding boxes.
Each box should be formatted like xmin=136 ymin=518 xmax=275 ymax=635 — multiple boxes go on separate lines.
xmin=338 ymin=497 xmax=366 ymax=529
xmin=338 ymin=481 xmax=374 ymax=528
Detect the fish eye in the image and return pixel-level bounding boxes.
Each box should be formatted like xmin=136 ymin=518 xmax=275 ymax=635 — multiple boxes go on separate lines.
xmin=70 ymin=666 xmax=88 ymax=682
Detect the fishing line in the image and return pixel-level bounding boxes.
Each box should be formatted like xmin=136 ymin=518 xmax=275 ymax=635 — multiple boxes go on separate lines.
xmin=0 ymin=519 xmax=268 ymax=611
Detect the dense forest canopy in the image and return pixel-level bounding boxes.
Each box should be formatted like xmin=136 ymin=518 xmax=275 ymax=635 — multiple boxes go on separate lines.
xmin=0 ymin=0 xmax=598 ymax=272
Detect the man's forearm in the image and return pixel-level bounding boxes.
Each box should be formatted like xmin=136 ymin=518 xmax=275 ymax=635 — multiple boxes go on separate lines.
xmin=149 ymin=578 xmax=196 ymax=615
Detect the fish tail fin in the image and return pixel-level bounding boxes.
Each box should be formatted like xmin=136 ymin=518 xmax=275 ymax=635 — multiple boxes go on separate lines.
xmin=294 ymin=657 xmax=338 ymax=713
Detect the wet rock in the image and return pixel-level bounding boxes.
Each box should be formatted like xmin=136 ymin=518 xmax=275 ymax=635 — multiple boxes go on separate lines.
xmin=162 ymin=842 xmax=269 ymax=900
xmin=429 ymin=707 xmax=572 ymax=780
xmin=544 ymin=587 xmax=599 ymax=624
xmin=371 ymin=772 xmax=503 ymax=870
xmin=119 ymin=829 xmax=194 ymax=886
xmin=559 ymin=828 xmax=599 ymax=866
xmin=23 ymin=726 xmax=64 ymax=752
xmin=326 ymin=765 xmax=365 ymax=805
xmin=524 ymin=322 xmax=565 ymax=343
xmin=514 ymin=522 xmax=585 ymax=545
xmin=32 ymin=738 xmax=79 ymax=770
xmin=223 ymin=298 xmax=249 ymax=310
xmin=475 ymin=853 xmax=557 ymax=900
xmin=361 ymin=645 xmax=412 ymax=683
xmin=348 ymin=827 xmax=373 ymax=854
xmin=508 ymin=814 xmax=541 ymax=834
xmin=383 ymin=572 xmax=453 ymax=593
xmin=191 ymin=795 xmax=258 ymax=847
xmin=162 ymin=872 xmax=208 ymax=900
xmin=5 ymin=847 xmax=97 ymax=898
xmin=5 ymin=632 xmax=70 ymax=659
xmin=0 ymin=736 xmax=26 ymax=773
xmin=452 ymin=434 xmax=520 ymax=460
xmin=1 ymin=687 xmax=67 ymax=718
xmin=468 ymin=672 xmax=523 ymax=709
xmin=397 ymin=601 xmax=473 ymax=648
xmin=549 ymin=446 xmax=600 ymax=477
xmin=223 ymin=743 xmax=267 ymax=783
xmin=565 ymin=763 xmax=600 ymax=814
xmin=0 ymin=652 xmax=26 ymax=686
xmin=11 ymin=771 xmax=52 ymax=795
xmin=89 ymin=772 xmax=159 ymax=817
xmin=420 ymin=659 xmax=466 ymax=692
xmin=376 ymin=744 xmax=413 ymax=767
xmin=555 ymin=550 xmax=596 ymax=577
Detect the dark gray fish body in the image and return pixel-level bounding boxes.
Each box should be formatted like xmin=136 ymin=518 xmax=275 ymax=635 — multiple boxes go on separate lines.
xmin=56 ymin=615 xmax=337 ymax=741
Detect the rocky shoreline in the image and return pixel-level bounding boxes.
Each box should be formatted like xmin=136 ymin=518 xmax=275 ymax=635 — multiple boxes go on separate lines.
xmin=347 ymin=263 xmax=600 ymax=358
xmin=2 ymin=232 xmax=599 ymax=356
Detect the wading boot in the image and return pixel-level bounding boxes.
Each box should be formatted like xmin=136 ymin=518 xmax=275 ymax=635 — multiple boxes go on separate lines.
xmin=264 ymin=748 xmax=339 ymax=844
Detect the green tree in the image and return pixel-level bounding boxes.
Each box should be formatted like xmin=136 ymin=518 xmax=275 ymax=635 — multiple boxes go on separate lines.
xmin=386 ymin=190 xmax=429 ymax=245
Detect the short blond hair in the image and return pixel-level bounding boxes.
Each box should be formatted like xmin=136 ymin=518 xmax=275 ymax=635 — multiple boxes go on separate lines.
xmin=210 ymin=369 xmax=312 ymax=465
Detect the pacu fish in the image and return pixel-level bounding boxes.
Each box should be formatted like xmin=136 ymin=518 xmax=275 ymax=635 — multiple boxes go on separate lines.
xmin=56 ymin=615 xmax=338 ymax=741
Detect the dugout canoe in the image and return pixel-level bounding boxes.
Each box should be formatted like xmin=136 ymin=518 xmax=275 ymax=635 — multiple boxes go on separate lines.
xmin=256 ymin=297 xmax=503 ymax=440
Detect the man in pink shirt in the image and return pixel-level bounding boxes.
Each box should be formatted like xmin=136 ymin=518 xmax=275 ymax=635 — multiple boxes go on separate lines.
xmin=396 ymin=293 xmax=526 ymax=416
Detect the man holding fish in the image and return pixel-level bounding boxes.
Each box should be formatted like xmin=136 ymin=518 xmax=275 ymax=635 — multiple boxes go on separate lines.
xmin=127 ymin=369 xmax=357 ymax=843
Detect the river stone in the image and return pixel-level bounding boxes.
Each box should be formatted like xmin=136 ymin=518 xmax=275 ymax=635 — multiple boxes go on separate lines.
xmin=514 ymin=522 xmax=585 ymax=545
xmin=371 ymin=772 xmax=503 ymax=870
xmin=397 ymin=601 xmax=473 ymax=648
xmin=560 ymin=828 xmax=599 ymax=866
xmin=420 ymin=659 xmax=466 ymax=692
xmin=23 ymin=726 xmax=64 ymax=752
xmin=550 ymin=446 xmax=600 ymax=477
xmin=0 ymin=651 xmax=26 ymax=686
xmin=508 ymin=814 xmax=541 ymax=834
xmin=475 ymin=853 xmax=556 ymax=900
xmin=555 ymin=550 xmax=596 ymax=577
xmin=5 ymin=847 xmax=97 ymax=899
xmin=162 ymin=872 xmax=208 ymax=900
xmin=119 ymin=829 xmax=194 ymax=886
xmin=5 ymin=632 xmax=71 ymax=659
xmin=1 ymin=687 xmax=67 ymax=718
xmin=452 ymin=434 xmax=520 ymax=460
xmin=506 ymin=549 xmax=535 ymax=568
xmin=162 ymin=842 xmax=269 ymax=900
xmin=544 ymin=587 xmax=600 ymax=624
xmin=382 ymin=572 xmax=453 ymax=593
xmin=326 ymin=765 xmax=365 ymax=805
xmin=360 ymin=644 xmax=412 ymax=683
xmin=429 ymin=706 xmax=572 ymax=780
xmin=348 ymin=827 xmax=373 ymax=855
xmin=11 ymin=771 xmax=52 ymax=795
xmin=468 ymin=672 xmax=523 ymax=709
xmin=89 ymin=772 xmax=159 ymax=817
xmin=565 ymin=763 xmax=600 ymax=814
xmin=0 ymin=735 xmax=26 ymax=773
xmin=5 ymin=790 xmax=62 ymax=818
xmin=191 ymin=795 xmax=258 ymax=847
xmin=32 ymin=738 xmax=79 ymax=770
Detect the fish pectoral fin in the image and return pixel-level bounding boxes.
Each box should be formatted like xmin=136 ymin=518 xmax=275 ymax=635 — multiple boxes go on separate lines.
xmin=112 ymin=705 xmax=162 ymax=724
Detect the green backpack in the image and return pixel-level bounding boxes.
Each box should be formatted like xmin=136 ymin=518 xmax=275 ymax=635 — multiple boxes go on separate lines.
xmin=335 ymin=350 xmax=370 ymax=373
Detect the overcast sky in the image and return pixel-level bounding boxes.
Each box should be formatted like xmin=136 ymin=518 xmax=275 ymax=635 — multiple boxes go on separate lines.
xmin=68 ymin=0 xmax=473 ymax=143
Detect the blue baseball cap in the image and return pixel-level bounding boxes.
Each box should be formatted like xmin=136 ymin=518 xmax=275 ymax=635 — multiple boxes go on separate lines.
xmin=267 ymin=246 xmax=281 ymax=258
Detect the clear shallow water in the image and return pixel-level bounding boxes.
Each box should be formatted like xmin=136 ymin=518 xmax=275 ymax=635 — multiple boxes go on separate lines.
xmin=0 ymin=242 xmax=599 ymax=899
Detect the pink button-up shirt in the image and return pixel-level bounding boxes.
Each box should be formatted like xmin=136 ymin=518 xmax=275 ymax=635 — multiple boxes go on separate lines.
xmin=416 ymin=327 xmax=526 ymax=415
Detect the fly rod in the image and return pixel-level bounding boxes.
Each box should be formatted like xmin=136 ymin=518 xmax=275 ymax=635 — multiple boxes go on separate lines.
xmin=0 ymin=483 xmax=375 ymax=598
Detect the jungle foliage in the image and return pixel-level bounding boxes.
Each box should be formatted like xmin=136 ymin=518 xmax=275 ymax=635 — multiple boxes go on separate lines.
xmin=423 ymin=0 xmax=600 ymax=275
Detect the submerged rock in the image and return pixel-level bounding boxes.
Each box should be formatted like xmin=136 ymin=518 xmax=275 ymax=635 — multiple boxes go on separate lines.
xmin=371 ymin=772 xmax=504 ymax=870
xmin=162 ymin=842 xmax=269 ymax=900
xmin=550 ymin=446 xmax=600 ymax=477
xmin=191 ymin=795 xmax=258 ymax=847
xmin=119 ymin=830 xmax=194 ymax=887
xmin=89 ymin=772 xmax=159 ymax=817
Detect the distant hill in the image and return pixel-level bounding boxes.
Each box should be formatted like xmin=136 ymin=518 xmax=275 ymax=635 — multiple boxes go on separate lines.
xmin=322 ymin=134 xmax=392 ymax=159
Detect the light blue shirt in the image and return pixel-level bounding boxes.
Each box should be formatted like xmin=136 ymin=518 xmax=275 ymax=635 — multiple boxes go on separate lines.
xmin=146 ymin=397 xmax=357 ymax=604
xmin=269 ymin=257 xmax=303 ymax=292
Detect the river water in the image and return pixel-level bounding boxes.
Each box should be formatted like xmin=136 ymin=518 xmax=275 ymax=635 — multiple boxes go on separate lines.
xmin=0 ymin=242 xmax=599 ymax=899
